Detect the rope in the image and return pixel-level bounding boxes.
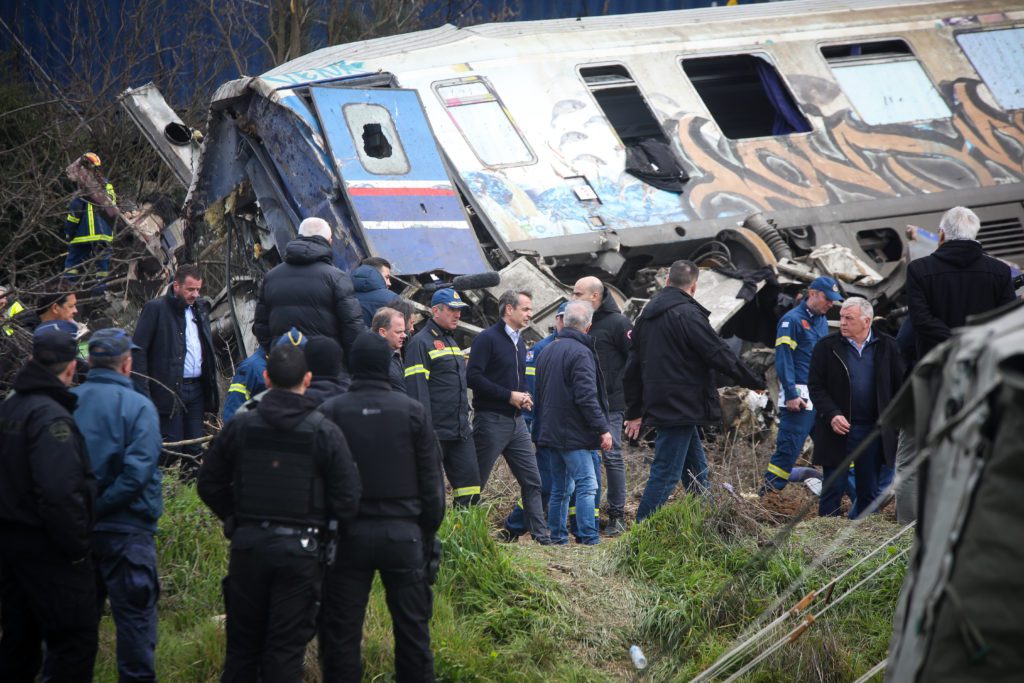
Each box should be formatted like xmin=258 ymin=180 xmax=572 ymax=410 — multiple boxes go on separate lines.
xmin=692 ymin=521 xmax=913 ymax=682
xmin=852 ymin=658 xmax=887 ymax=683
xmin=720 ymin=546 xmax=909 ymax=683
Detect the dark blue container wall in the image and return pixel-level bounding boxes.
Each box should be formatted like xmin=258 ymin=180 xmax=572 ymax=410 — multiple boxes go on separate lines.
xmin=511 ymin=0 xmax=762 ymax=20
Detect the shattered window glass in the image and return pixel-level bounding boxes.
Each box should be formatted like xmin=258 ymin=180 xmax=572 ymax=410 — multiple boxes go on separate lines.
xmin=342 ymin=103 xmax=410 ymax=175
xmin=435 ymin=79 xmax=535 ymax=167
xmin=821 ymin=40 xmax=951 ymax=125
xmin=957 ymin=28 xmax=1024 ymax=111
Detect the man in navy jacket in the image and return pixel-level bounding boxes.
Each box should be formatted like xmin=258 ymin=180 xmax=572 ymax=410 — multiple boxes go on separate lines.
xmin=535 ymin=301 xmax=612 ymax=545
xmin=73 ymin=328 xmax=163 ymax=681
xmin=467 ymin=290 xmax=551 ymax=544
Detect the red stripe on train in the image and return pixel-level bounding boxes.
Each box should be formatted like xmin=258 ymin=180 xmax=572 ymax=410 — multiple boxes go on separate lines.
xmin=347 ymin=187 xmax=457 ymax=197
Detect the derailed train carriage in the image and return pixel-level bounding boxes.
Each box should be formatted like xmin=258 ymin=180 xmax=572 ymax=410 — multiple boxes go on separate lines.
xmin=123 ymin=0 xmax=1024 ymax=353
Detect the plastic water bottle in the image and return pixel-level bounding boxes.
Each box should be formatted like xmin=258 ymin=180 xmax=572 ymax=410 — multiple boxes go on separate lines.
xmin=629 ymin=645 xmax=647 ymax=670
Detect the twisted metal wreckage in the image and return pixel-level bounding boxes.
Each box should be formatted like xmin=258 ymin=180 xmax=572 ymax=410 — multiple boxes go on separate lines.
xmin=118 ymin=0 xmax=1024 ymax=360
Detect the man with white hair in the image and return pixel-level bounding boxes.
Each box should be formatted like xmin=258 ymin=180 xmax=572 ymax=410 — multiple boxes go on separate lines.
xmin=253 ymin=217 xmax=365 ymax=367
xmin=534 ymin=301 xmax=611 ymax=545
xmin=907 ymin=206 xmax=1015 ymax=359
xmin=808 ymin=297 xmax=905 ymax=519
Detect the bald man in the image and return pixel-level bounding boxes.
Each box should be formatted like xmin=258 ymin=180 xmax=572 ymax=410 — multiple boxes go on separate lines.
xmin=571 ymin=276 xmax=633 ymax=535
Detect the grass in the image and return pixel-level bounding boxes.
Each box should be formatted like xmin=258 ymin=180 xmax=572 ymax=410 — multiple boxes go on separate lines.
xmin=93 ymin=478 xmax=908 ymax=682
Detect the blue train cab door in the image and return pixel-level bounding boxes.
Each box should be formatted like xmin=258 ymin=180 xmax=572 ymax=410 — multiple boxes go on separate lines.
xmin=309 ymin=87 xmax=490 ymax=275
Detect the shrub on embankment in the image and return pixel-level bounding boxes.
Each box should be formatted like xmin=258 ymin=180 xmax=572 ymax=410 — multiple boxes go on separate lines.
xmin=93 ymin=479 xmax=907 ymax=682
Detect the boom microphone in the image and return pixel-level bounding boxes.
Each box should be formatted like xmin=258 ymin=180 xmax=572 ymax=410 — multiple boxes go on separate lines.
xmin=422 ymin=271 xmax=501 ymax=292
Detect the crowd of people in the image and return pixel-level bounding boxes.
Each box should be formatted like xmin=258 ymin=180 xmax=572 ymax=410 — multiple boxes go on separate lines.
xmin=0 ymin=205 xmax=1017 ymax=681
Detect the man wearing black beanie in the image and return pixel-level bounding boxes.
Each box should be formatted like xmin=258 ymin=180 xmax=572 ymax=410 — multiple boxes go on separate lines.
xmin=319 ymin=332 xmax=445 ymax=682
xmin=304 ymin=336 xmax=348 ymax=404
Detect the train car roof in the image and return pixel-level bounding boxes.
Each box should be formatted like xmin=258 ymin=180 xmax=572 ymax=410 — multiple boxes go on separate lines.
xmin=214 ymin=0 xmax=1021 ymax=101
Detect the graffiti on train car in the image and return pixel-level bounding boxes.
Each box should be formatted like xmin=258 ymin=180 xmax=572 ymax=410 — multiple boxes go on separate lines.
xmin=677 ymin=78 xmax=1024 ymax=217
xmin=459 ymin=76 xmax=1024 ymax=244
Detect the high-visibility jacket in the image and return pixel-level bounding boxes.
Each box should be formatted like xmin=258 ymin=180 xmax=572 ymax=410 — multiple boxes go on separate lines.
xmin=64 ymin=183 xmax=116 ymax=246
xmin=404 ymin=319 xmax=471 ymax=441
xmin=2 ymin=299 xmax=25 ymax=336
xmin=222 ymin=348 xmax=268 ymax=422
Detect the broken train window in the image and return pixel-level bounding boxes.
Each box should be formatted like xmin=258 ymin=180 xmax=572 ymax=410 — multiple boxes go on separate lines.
xmin=820 ymin=39 xmax=951 ymax=125
xmin=434 ymin=78 xmax=535 ymax=168
xmin=342 ymin=103 xmax=410 ymax=175
xmin=680 ymin=53 xmax=812 ymax=139
xmin=579 ymin=64 xmax=688 ymax=193
xmin=957 ymin=28 xmax=1024 ymax=111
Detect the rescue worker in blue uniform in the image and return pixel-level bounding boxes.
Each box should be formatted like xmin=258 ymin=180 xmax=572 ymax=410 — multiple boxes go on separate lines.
xmin=64 ymin=153 xmax=117 ymax=284
xmin=762 ymin=276 xmax=843 ymax=491
xmin=404 ymin=288 xmax=481 ymax=507
xmin=197 ymin=345 xmax=361 ymax=682
xmin=222 ymin=328 xmax=308 ymax=421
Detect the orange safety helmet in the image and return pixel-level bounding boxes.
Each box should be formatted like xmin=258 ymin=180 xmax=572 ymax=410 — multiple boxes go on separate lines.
xmin=82 ymin=152 xmax=102 ymax=167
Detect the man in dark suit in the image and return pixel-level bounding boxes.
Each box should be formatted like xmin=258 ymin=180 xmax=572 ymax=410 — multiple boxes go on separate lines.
xmin=132 ymin=264 xmax=219 ymax=469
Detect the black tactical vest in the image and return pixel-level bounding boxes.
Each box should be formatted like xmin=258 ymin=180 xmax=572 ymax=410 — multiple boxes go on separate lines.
xmin=233 ymin=410 xmax=327 ymax=526
xmin=333 ymin=393 xmax=418 ymax=500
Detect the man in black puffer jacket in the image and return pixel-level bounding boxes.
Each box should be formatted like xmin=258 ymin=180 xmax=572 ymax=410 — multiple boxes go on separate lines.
xmin=907 ymin=206 xmax=1016 ymax=359
xmin=623 ymin=260 xmax=764 ymax=521
xmin=572 ymin=276 xmax=632 ymax=535
xmin=253 ymin=217 xmax=365 ymax=362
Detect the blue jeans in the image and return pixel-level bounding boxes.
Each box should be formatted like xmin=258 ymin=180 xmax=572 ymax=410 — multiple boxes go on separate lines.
xmin=636 ymin=425 xmax=707 ymax=522
xmin=504 ymin=446 xmax=552 ymax=536
xmin=765 ymin=407 xmax=815 ymax=489
xmin=93 ymin=530 xmax=159 ymax=682
xmin=548 ymin=449 xmax=599 ymax=545
xmin=569 ymin=451 xmax=602 ymax=541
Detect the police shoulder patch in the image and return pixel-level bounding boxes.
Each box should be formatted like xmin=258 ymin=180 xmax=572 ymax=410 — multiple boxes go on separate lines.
xmin=49 ymin=420 xmax=72 ymax=443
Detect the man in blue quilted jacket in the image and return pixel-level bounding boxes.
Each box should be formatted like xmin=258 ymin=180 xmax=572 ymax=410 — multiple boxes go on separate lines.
xmin=73 ymin=328 xmax=163 ymax=682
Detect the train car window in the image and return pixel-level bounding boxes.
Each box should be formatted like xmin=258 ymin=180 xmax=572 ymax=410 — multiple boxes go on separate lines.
xmin=579 ymin=64 xmax=688 ymax=192
xmin=342 ymin=103 xmax=410 ymax=175
xmin=434 ymin=78 xmax=535 ymax=168
xmin=821 ymin=39 xmax=951 ymax=125
xmin=679 ymin=54 xmax=811 ymax=139
xmin=957 ymin=28 xmax=1024 ymax=111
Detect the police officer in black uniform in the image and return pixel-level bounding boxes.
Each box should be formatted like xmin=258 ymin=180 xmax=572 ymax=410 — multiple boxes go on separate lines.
xmin=404 ymin=288 xmax=480 ymax=506
xmin=198 ymin=345 xmax=361 ymax=682
xmin=320 ymin=333 xmax=445 ymax=682
xmin=0 ymin=327 xmax=98 ymax=682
